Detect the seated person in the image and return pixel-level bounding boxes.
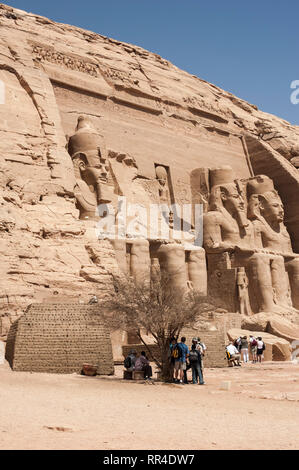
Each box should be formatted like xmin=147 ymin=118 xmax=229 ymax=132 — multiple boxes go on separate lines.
xmin=226 ymin=342 xmax=241 ymax=366
xmin=124 ymin=349 xmax=137 ymax=372
xmin=134 ymin=351 xmax=153 ymax=380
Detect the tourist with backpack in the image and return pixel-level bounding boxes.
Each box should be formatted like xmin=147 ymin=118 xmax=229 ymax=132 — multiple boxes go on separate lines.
xmin=249 ymin=335 xmax=258 ymax=363
xmin=234 ymin=336 xmax=242 ymax=352
xmin=124 ymin=349 xmax=137 ymax=372
xmin=189 ymin=338 xmax=205 ymax=385
xmin=240 ymin=336 xmax=249 ymax=363
xmin=134 ymin=351 xmax=153 ymax=381
xmin=173 ymin=337 xmax=189 ymax=384
xmin=257 ymin=337 xmax=266 ymax=363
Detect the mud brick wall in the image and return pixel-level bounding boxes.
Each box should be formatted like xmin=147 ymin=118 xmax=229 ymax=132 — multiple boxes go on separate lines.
xmin=5 ymin=304 xmax=114 ymax=375
xmin=182 ymin=329 xmax=227 ymax=368
xmin=186 ymin=314 xmax=242 ymax=368
xmin=215 ymin=313 xmax=242 ymax=335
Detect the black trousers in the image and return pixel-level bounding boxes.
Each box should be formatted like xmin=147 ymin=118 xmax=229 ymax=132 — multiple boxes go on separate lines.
xmin=143 ymin=365 xmax=153 ymax=378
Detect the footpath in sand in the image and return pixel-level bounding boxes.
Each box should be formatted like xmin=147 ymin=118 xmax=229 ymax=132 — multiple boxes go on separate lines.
xmin=0 ymin=361 xmax=298 ymax=450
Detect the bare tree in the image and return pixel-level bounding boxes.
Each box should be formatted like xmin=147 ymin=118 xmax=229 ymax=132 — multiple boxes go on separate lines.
xmin=102 ymin=273 xmax=214 ymax=382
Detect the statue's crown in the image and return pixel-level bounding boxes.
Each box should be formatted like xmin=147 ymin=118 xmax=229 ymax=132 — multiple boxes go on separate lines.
xmin=247 ymin=175 xmax=274 ymax=196
xmin=68 ymin=116 xmax=102 ymax=158
xmin=209 ymin=166 xmax=235 ymax=188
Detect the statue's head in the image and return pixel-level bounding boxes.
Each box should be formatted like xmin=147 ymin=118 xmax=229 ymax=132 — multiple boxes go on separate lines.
xmin=218 ymin=183 xmax=245 ymax=216
xmin=247 ymin=175 xmax=284 ymax=224
xmin=73 ymin=152 xmax=109 ymax=184
xmin=259 ymin=191 xmax=284 ymax=224
xmin=209 ymin=166 xmax=248 ymax=228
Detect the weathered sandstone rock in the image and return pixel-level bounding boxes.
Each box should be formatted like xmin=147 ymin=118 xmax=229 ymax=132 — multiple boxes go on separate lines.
xmin=242 ymin=312 xmax=299 ymax=344
xmin=0 ymin=3 xmax=299 ymax=357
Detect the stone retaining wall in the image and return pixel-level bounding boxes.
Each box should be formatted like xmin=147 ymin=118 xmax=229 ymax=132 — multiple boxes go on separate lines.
xmin=5 ymin=303 xmax=114 ymax=374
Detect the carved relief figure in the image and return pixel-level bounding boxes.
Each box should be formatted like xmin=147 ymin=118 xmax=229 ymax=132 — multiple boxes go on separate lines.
xmin=155 ymin=165 xmax=170 ymax=206
xmin=237 ymin=267 xmax=252 ymax=315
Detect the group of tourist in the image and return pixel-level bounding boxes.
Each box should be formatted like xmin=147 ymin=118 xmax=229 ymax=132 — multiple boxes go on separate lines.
xmin=124 ymin=334 xmax=266 ymax=383
xmin=124 ymin=336 xmax=207 ymax=385
xmin=226 ymin=335 xmax=266 ymax=366
xmin=124 ymin=349 xmax=153 ymax=381
xmin=169 ymin=336 xmax=206 ymax=385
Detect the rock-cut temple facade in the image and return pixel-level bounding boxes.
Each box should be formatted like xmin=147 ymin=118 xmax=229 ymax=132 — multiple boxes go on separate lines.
xmin=0 ymin=3 xmax=299 ymax=366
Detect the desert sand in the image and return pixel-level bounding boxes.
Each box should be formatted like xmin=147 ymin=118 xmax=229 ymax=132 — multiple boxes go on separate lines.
xmin=0 ymin=361 xmax=298 ymax=450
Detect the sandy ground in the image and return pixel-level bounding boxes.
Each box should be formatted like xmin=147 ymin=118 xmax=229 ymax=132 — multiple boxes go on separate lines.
xmin=0 ymin=360 xmax=298 ymax=450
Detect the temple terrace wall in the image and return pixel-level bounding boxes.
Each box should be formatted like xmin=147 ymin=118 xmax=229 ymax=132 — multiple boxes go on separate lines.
xmin=5 ymin=304 xmax=114 ymax=375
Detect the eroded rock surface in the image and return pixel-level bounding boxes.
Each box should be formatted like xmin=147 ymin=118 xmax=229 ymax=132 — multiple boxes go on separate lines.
xmin=1 ymin=3 xmax=299 ymax=340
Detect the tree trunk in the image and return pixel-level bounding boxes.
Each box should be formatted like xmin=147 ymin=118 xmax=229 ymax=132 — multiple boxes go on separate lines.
xmin=160 ymin=346 xmax=173 ymax=382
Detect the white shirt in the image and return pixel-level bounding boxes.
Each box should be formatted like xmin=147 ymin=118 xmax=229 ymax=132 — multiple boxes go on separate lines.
xmin=257 ymin=340 xmax=264 ymax=349
xmin=227 ymin=344 xmax=239 ymax=355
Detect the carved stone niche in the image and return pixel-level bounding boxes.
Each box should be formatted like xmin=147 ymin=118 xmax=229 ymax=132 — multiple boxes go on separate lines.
xmin=155 ymin=164 xmax=172 ymax=206
xmin=68 ymin=116 xmax=116 ymax=220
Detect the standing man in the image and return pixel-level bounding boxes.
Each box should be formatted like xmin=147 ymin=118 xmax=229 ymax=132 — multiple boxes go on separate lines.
xmin=257 ymin=337 xmax=266 ymax=363
xmin=189 ymin=338 xmax=205 ymax=385
xmin=174 ymin=337 xmax=189 ymax=384
xmin=249 ymin=335 xmax=258 ymax=363
xmin=240 ymin=336 xmax=249 ymax=363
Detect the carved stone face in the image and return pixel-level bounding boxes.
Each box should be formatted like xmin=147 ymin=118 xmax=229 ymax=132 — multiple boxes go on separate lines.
xmin=156 ymin=166 xmax=168 ymax=187
xmin=260 ymin=192 xmax=284 ymax=224
xmin=220 ymin=184 xmax=245 ymax=216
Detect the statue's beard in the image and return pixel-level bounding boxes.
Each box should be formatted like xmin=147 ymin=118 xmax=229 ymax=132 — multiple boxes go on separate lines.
xmin=235 ymin=210 xmax=249 ymax=229
xmin=222 ymin=206 xmax=249 ymax=229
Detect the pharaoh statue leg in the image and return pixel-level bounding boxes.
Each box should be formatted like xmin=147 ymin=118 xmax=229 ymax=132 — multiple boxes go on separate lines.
xmin=247 ymin=253 xmax=275 ymax=312
xmin=130 ymin=239 xmax=151 ymax=286
xmin=157 ymin=243 xmax=187 ymax=293
xmin=285 ymin=258 xmax=299 ymax=309
xmin=186 ymin=248 xmax=207 ymax=295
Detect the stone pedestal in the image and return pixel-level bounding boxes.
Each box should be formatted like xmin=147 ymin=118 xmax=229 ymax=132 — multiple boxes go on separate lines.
xmin=123 ymin=370 xmax=133 ymax=380
xmin=132 ymin=370 xmax=145 ymax=380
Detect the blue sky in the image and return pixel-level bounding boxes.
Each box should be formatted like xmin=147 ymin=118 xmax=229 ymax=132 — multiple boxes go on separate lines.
xmin=6 ymin=0 xmax=299 ymax=125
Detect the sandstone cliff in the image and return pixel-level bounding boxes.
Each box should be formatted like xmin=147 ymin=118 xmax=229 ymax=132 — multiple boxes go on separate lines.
xmin=1 ymin=3 xmax=299 ymax=337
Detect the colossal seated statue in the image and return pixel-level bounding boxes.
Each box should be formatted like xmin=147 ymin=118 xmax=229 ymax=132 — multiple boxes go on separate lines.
xmin=203 ymin=166 xmax=290 ymax=313
xmin=247 ymin=175 xmax=299 ymax=309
